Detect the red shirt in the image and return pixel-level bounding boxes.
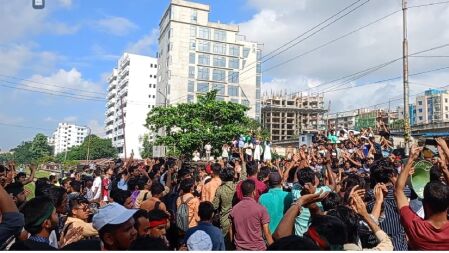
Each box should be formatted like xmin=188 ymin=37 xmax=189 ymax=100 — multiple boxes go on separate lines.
xmin=399 ymin=206 xmax=449 ymax=250
xmin=236 ymin=176 xmax=267 ymax=202
xmin=102 ymin=178 xmax=111 ymax=200
xmin=230 ymin=197 xmax=270 ymax=251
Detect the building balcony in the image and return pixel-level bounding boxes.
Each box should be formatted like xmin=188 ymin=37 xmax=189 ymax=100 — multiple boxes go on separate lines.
xmin=107 ymin=92 xmax=116 ymax=100
xmin=108 ymin=82 xmax=117 ymax=92
xmin=106 ymin=100 xmax=115 ymax=108
xmin=120 ymin=66 xmax=129 ymax=77
xmin=114 ymin=139 xmax=125 ymax=147
xmin=118 ymin=87 xmax=128 ymax=98
xmin=119 ymin=76 xmax=129 ymax=89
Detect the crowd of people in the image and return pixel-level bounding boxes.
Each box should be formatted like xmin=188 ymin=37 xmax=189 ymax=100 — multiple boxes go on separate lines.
xmin=0 ymin=125 xmax=449 ymax=251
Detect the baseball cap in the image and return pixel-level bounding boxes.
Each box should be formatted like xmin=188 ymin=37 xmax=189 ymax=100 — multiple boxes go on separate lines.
xmin=92 ymin=203 xmax=137 ymax=231
xmin=187 ymin=230 xmax=213 ymax=251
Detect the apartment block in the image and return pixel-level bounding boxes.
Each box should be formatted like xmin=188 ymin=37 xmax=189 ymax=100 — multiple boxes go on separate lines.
xmin=105 ymin=53 xmax=158 ymax=159
xmin=261 ymin=93 xmax=326 ymax=142
xmin=48 ymin=123 xmax=88 ymax=155
xmin=157 ymin=0 xmax=262 ymax=119
xmin=328 ymin=110 xmax=358 ymax=130
xmin=415 ymin=89 xmax=449 ymax=125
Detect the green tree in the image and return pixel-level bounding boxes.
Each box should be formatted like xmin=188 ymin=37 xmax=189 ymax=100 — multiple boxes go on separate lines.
xmin=30 ymin=133 xmax=52 ymax=160
xmin=146 ymin=90 xmax=268 ymax=157
xmin=10 ymin=141 xmax=34 ymax=164
xmin=140 ymin=134 xmax=153 ymax=159
xmin=58 ymin=135 xmax=117 ymax=161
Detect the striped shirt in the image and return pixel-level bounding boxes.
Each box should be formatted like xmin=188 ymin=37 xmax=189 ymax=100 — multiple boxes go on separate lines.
xmin=367 ymin=185 xmax=411 ymax=251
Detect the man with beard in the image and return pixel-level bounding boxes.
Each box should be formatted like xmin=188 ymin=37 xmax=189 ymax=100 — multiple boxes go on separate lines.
xmin=10 ymin=196 xmax=59 ymax=250
xmin=5 ymin=182 xmax=27 ymax=210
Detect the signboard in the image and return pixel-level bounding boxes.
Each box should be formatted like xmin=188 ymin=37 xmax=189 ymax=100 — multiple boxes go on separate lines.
xmin=152 ymin=146 xmax=166 ymax=158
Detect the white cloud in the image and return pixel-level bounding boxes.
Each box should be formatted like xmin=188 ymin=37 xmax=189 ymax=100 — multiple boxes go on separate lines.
xmin=126 ymin=28 xmax=159 ymax=55
xmin=25 ymin=68 xmax=104 ymax=95
xmin=94 ymin=16 xmax=138 ymax=36
xmin=239 ymin=0 xmax=449 ymax=112
xmin=87 ymin=120 xmax=105 ymax=138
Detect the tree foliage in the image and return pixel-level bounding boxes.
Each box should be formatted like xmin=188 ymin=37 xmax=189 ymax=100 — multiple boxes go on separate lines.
xmin=4 ymin=133 xmax=53 ymax=164
xmin=56 ymin=135 xmax=117 ymax=161
xmin=146 ymin=90 xmax=269 ymax=157
xmin=140 ymin=134 xmax=153 ymax=159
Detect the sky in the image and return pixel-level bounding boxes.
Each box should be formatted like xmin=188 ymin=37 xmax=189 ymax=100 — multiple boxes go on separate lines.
xmin=1 ymin=0 xmax=449 ymax=150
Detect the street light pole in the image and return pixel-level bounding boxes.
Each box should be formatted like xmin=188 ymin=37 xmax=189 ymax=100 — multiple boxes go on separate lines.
xmin=402 ymin=0 xmax=411 ymax=151
xmin=86 ymin=127 xmax=92 ymax=164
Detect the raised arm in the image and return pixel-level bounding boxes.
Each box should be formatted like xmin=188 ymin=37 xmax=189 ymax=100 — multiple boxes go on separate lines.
xmin=21 ymin=163 xmax=37 ymax=185
xmin=395 ymin=145 xmax=422 ymax=210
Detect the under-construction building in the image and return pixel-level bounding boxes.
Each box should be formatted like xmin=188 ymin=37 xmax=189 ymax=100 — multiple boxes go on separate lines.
xmin=261 ymin=92 xmax=327 ymax=142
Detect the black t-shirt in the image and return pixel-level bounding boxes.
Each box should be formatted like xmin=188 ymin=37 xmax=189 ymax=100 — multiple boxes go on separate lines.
xmin=10 ymin=239 xmax=57 ymax=251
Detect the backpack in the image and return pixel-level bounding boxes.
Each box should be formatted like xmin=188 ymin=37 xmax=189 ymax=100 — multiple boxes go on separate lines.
xmin=176 ymin=196 xmax=194 ymax=233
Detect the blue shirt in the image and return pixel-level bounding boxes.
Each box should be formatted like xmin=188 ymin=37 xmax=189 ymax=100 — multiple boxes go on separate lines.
xmin=117 ymin=178 xmax=128 ymax=190
xmin=185 ymin=221 xmax=225 ymax=251
xmin=259 ymin=188 xmax=293 ymax=234
xmin=292 ymin=184 xmax=331 ymax=236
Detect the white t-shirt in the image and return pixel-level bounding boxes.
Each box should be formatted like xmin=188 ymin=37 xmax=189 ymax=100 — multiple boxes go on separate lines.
xmin=92 ymin=176 xmax=102 ymax=200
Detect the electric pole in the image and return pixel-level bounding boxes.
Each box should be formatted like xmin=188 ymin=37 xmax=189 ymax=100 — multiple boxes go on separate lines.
xmin=402 ymin=0 xmax=411 ymax=151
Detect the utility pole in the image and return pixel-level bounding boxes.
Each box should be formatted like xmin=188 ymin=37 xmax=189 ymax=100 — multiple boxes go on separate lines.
xmin=120 ymin=96 xmax=127 ymax=160
xmin=86 ymin=127 xmax=92 ymax=164
xmin=402 ymin=0 xmax=411 ymax=151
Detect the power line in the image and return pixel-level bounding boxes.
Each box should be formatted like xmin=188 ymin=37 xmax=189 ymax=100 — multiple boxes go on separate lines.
xmin=0 ymin=73 xmax=107 ymax=96
xmin=409 ymin=0 xmax=449 ymax=8
xmin=0 ymin=122 xmax=53 ymax=132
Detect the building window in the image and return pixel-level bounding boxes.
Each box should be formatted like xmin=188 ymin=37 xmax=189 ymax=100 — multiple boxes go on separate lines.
xmin=419 ymin=116 xmax=423 ymax=121
xmin=229 ymin=45 xmax=240 ymax=57
xmin=228 ymin=58 xmax=239 ymax=69
xmin=197 ymin=82 xmax=209 ymax=93
xmin=198 ymin=54 xmax=210 ymax=65
xmin=190 ymin=25 xmax=196 ymax=37
xmin=189 ymin=53 xmax=196 ymax=64
xmin=190 ymin=39 xmax=196 ymax=50
xmin=189 ymin=66 xmax=195 ymax=78
xmin=187 ymin=94 xmax=194 ymax=102
xmin=213 ymin=56 xmax=226 ymax=68
xmin=228 ymin=71 xmax=239 ymax=83
xmin=213 ymin=83 xmax=225 ymax=95
xmin=188 ymin=81 xmax=195 ymax=93
xmin=197 ymin=67 xmax=210 ymax=80
xmin=446 ymin=98 xmax=448 ymax=103
xmin=213 ymin=43 xmax=226 ymax=55
xmin=153 ymin=84 xmax=156 ymax=88
xmin=212 ymin=69 xmax=225 ymax=82
xmin=191 ymin=10 xmax=198 ymax=23
xmin=198 ymin=40 xmax=210 ymax=52
xmin=243 ymin=47 xmax=250 ymax=58
xmin=214 ymin=29 xmax=226 ymax=41
xmin=256 ymin=63 xmax=261 ymax=73
xmin=256 ymin=76 xmax=261 ymax=86
xmin=198 ymin=27 xmax=210 ymax=39
xmin=446 ymin=106 xmax=448 ymax=111
xmin=216 ymin=96 xmax=225 ymax=101
xmin=418 ymin=101 xmax=422 ymax=105
xmin=256 ymin=89 xmax=261 ymax=99
xmin=242 ymin=99 xmax=250 ymax=106
xmin=231 ymin=98 xmax=239 ymax=103
xmin=228 ymin=86 xmax=239 ymax=97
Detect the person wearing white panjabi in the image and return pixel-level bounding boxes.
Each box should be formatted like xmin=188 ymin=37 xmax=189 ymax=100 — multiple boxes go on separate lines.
xmin=204 ymin=143 xmax=212 ymax=161
xmin=192 ymin=150 xmax=200 ymax=162
xmin=245 ymin=142 xmax=254 ymax=161
xmin=263 ymin=141 xmax=272 ymax=161
xmin=221 ymin=144 xmax=229 ymax=160
xmin=254 ymin=141 xmax=263 ymax=161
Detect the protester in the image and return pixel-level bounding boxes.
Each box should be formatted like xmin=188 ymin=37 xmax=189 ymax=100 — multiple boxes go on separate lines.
xmin=132 ymin=209 xmax=149 ymax=238
xmin=259 ymin=171 xmax=293 ymax=234
xmin=92 ymin=202 xmax=137 ymax=250
xmin=230 ymin=179 xmax=272 ymax=250
xmin=184 ymin=201 xmax=225 ymax=251
xmin=64 ymin=196 xmax=98 ymax=241
xmin=201 ymin=163 xmax=222 ymax=202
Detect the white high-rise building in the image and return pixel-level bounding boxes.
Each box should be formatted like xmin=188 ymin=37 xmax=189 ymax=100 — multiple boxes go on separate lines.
xmin=157 ymin=0 xmax=262 ymax=119
xmin=105 ymin=53 xmax=158 ymax=159
xmin=49 ymin=123 xmax=88 ymax=155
